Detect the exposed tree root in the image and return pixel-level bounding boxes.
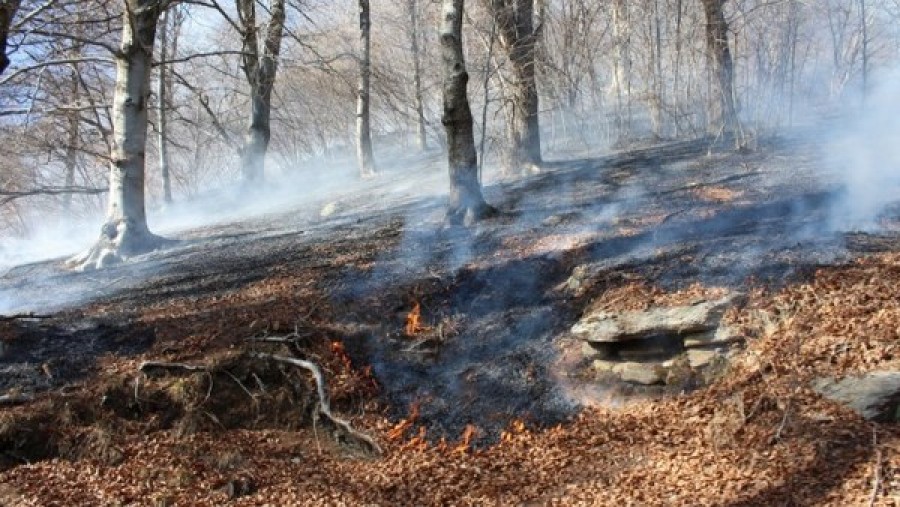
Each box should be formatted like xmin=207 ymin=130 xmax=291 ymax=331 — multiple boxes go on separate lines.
xmin=134 ymin=354 xmax=381 ymax=456
xmin=250 ymin=352 xmax=382 ymax=456
xmin=67 ymin=219 xmax=171 ymax=271
xmin=445 ymin=202 xmax=499 ymax=227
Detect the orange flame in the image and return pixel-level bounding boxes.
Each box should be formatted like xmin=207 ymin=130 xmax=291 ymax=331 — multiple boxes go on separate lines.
xmin=387 ymin=402 xmax=420 ymax=441
xmin=330 ymin=341 xmax=353 ymax=370
xmin=453 ymin=424 xmax=477 ymax=455
xmin=500 ymin=419 xmax=528 ymax=444
xmin=405 ymin=302 xmax=422 ymax=336
xmin=401 ymin=426 xmax=429 ymax=452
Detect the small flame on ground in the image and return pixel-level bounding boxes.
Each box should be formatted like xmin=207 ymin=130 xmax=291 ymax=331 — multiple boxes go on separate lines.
xmin=404 ymin=301 xmax=433 ymax=336
xmin=330 ymin=341 xmax=353 ymax=370
xmin=387 ymin=401 xmax=421 ymax=441
xmin=405 ymin=302 xmax=423 ymax=336
xmin=452 ymin=424 xmax=477 ymax=455
xmin=500 ymin=419 xmax=529 ymax=444
xmin=400 ymin=426 xmax=429 ymax=452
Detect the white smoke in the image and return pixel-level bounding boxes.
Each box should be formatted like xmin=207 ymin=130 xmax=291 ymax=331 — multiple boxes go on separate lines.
xmin=826 ymin=69 xmax=900 ymax=232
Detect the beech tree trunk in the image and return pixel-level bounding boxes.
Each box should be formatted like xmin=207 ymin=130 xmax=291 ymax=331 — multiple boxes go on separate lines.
xmin=237 ymin=0 xmax=285 ymax=183
xmin=489 ymin=0 xmax=542 ymax=173
xmin=356 ymin=0 xmax=375 ymax=177
xmin=157 ymin=8 xmax=172 ymax=203
xmin=71 ymin=0 xmax=169 ymax=270
xmin=0 ymin=0 xmax=19 ymax=75
xmin=408 ymin=0 xmax=427 ymax=151
xmin=441 ymin=0 xmax=494 ymax=225
xmin=700 ymin=0 xmax=738 ymax=137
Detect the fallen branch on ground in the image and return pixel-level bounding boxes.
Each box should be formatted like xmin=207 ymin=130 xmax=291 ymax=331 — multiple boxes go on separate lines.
xmin=138 ymin=361 xmax=209 ymax=374
xmin=0 ymin=393 xmax=34 ymax=405
xmin=250 ymin=352 xmax=382 ymax=456
xmin=0 ymin=313 xmax=52 ymax=322
xmin=869 ymin=426 xmax=882 ymax=507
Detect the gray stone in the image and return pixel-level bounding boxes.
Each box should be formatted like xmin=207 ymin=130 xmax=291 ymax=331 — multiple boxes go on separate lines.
xmin=592 ymin=359 xmax=617 ymax=373
xmin=686 ymin=348 xmax=725 ymax=369
xmin=613 ymin=362 xmax=665 ymax=385
xmin=683 ymin=325 xmax=745 ymax=348
xmin=571 ymin=294 xmax=739 ymax=343
xmin=813 ymin=371 xmax=900 ymax=422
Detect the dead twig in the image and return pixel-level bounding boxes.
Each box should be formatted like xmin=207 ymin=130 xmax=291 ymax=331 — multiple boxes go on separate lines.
xmin=771 ymin=399 xmax=791 ymax=444
xmin=250 ymin=352 xmax=382 ymax=456
xmin=869 ymin=425 xmax=882 ymax=507
xmin=138 ymin=361 xmax=209 ymax=374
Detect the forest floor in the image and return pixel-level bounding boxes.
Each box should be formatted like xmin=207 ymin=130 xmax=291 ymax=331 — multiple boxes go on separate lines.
xmin=1 ymin=133 xmax=900 ymax=505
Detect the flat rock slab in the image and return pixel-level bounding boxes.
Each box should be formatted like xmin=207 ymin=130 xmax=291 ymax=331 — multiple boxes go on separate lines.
xmin=572 ymin=294 xmax=739 ymax=343
xmin=813 ymin=371 xmax=900 ymax=422
xmin=683 ymin=325 xmax=745 ymax=348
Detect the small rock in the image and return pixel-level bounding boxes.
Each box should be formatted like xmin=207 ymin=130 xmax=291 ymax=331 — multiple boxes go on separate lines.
xmin=542 ymin=214 xmax=564 ymax=227
xmin=320 ymin=201 xmax=338 ymax=217
xmin=813 ymin=371 xmax=900 ymax=422
xmin=592 ymin=359 xmax=617 ymax=373
xmin=686 ymin=348 xmax=724 ymax=369
xmin=613 ymin=362 xmax=665 ymax=385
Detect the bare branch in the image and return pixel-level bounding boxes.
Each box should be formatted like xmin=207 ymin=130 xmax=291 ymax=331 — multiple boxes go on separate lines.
xmin=0 ymin=56 xmax=115 ymax=86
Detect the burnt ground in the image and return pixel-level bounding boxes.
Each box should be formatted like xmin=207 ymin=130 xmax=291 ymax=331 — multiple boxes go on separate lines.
xmin=1 ymin=132 xmax=900 ymax=504
xmin=0 ymin=134 xmax=892 ymax=431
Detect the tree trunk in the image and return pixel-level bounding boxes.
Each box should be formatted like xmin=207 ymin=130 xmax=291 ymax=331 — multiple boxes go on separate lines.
xmin=647 ymin=0 xmax=663 ymax=138
xmin=859 ymin=0 xmax=867 ymax=103
xmin=157 ymin=8 xmax=172 ymax=204
xmin=700 ymin=0 xmax=738 ymax=137
xmin=612 ymin=0 xmax=631 ymax=142
xmin=441 ymin=0 xmax=494 ymax=225
xmin=63 ymin=65 xmax=80 ymax=211
xmin=71 ymin=0 xmax=168 ymax=270
xmin=490 ymin=0 xmax=541 ymax=173
xmin=237 ymin=0 xmax=285 ymax=183
xmin=0 ymin=0 xmax=19 ymax=76
xmin=408 ymin=0 xmax=427 ymax=151
xmin=356 ymin=0 xmax=375 ymax=177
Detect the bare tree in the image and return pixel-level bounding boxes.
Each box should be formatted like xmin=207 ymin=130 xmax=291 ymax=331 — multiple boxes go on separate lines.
xmin=700 ymin=0 xmax=738 ymax=139
xmin=487 ymin=0 xmax=542 ymax=172
xmin=236 ymin=0 xmax=286 ymax=183
xmin=611 ymin=0 xmax=632 ymax=141
xmin=156 ymin=7 xmax=172 ymax=203
xmin=0 ymin=0 xmax=19 ymax=75
xmin=441 ymin=0 xmax=495 ymax=225
xmin=71 ymin=0 xmax=174 ymax=270
xmin=407 ymin=0 xmax=427 ymax=150
xmin=356 ymin=0 xmax=375 ymax=177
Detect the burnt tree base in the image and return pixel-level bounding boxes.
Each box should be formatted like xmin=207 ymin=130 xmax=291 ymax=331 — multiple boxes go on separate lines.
xmin=68 ymin=218 xmax=170 ymax=271
xmin=445 ymin=201 xmax=498 ymax=227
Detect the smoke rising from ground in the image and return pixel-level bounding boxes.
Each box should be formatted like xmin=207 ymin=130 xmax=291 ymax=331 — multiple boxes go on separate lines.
xmin=825 ymin=69 xmax=900 ymax=232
